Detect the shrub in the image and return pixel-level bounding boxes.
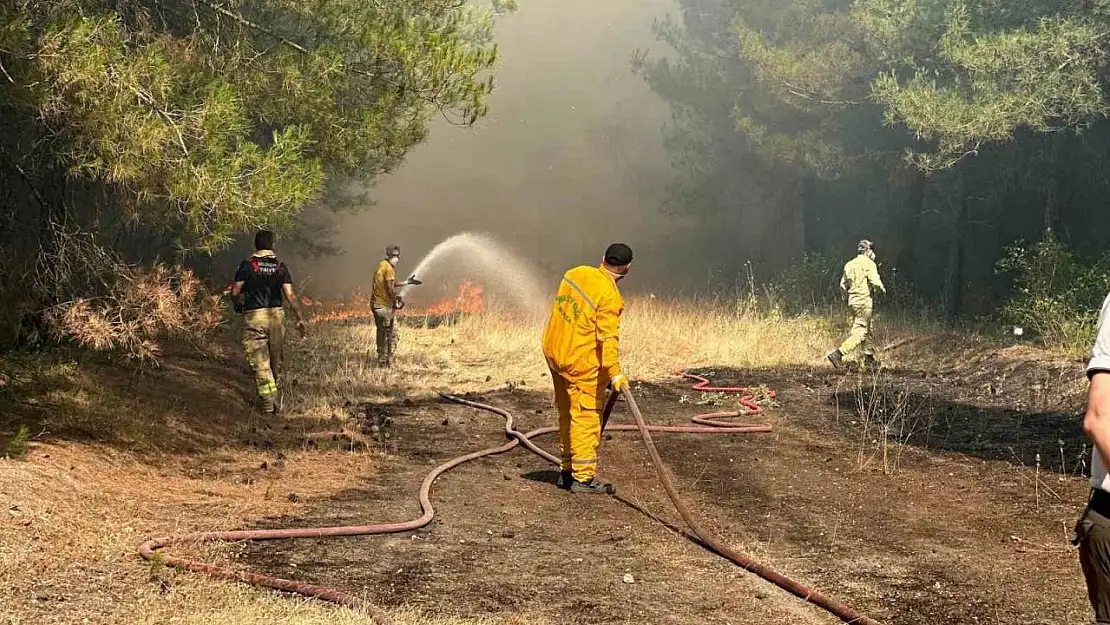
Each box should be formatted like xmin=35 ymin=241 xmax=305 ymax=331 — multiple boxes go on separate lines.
xmin=4 ymin=424 xmax=31 ymax=458
xmin=996 ymin=231 xmax=1110 ymax=351
xmin=43 ymin=264 xmax=223 ymax=362
xmin=768 ymin=251 xmax=845 ymax=314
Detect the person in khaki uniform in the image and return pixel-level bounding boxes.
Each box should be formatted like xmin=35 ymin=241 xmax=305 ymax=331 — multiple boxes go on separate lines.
xmin=231 ymin=230 xmax=306 ymax=414
xmin=371 ymin=245 xmax=412 ymax=367
xmin=827 ymin=239 xmax=885 ymax=370
xmin=541 ymin=242 xmax=633 ymax=495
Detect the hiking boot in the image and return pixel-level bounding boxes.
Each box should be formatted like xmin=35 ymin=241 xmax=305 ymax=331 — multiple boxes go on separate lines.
xmin=260 ymin=395 xmax=276 ymax=414
xmin=862 ymin=354 xmax=881 ymax=372
xmin=556 ymin=470 xmax=572 ymax=490
xmin=826 ymin=349 xmax=844 ymax=369
xmin=570 ymin=477 xmax=616 ymax=495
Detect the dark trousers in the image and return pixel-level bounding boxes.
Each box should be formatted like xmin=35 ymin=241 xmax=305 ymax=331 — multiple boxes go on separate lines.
xmin=1078 ymin=491 xmax=1110 ymax=624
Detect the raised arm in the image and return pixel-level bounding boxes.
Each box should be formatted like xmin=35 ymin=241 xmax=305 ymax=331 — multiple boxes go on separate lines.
xmin=868 ymin=261 xmax=886 ymax=294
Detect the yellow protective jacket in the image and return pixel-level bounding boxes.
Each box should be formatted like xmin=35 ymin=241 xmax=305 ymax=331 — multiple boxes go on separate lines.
xmin=372 ymin=260 xmax=396 ymax=308
xmin=542 ymin=265 xmax=624 ymax=381
xmin=840 ymin=254 xmax=885 ymax=307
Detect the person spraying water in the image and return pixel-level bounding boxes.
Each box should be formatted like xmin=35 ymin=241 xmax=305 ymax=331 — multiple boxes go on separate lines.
xmin=371 ymin=245 xmax=421 ymax=368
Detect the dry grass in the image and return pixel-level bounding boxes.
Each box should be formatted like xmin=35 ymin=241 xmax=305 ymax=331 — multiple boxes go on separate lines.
xmin=290 ymin=296 xmax=842 ymax=416
xmin=0 ymin=297 xmax=889 ymax=625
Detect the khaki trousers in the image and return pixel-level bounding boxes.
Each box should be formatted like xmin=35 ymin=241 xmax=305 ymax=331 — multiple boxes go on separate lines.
xmin=372 ymin=305 xmax=397 ymax=365
xmin=838 ymin=302 xmax=873 ymax=357
xmin=242 ymin=307 xmax=285 ymax=408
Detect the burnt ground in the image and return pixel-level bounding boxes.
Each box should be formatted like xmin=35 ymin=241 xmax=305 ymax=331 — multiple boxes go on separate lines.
xmin=237 ymin=364 xmax=1093 ymax=625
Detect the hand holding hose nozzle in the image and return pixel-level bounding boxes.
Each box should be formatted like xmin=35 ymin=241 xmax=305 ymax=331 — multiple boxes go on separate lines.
xmin=404 ymin=274 xmax=422 ymax=286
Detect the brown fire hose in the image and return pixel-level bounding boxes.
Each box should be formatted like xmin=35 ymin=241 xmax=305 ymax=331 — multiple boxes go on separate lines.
xmin=137 ymin=374 xmax=884 ymax=625
xmin=614 ymin=384 xmax=884 ymax=625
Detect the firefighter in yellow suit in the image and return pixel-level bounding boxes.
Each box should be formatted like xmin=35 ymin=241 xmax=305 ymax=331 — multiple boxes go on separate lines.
xmin=541 ymin=243 xmax=633 ymax=495
xmin=828 ymin=239 xmax=886 ymax=370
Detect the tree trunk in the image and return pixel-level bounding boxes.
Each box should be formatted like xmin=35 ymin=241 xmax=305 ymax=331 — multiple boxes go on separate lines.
xmin=1044 ymin=134 xmax=1062 ymax=235
xmin=801 ymin=173 xmax=819 ymax=254
xmin=896 ymin=170 xmax=926 ymax=282
xmin=946 ymin=172 xmax=969 ymax=322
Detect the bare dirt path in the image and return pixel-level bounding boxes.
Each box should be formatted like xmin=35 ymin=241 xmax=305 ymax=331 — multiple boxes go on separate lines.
xmin=237 ymin=365 xmax=1092 ymax=625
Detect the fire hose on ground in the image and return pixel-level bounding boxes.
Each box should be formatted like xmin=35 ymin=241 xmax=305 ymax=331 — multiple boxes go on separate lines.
xmin=137 ymin=371 xmax=885 ymax=625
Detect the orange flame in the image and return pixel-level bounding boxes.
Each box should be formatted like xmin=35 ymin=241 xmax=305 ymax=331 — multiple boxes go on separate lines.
xmin=308 ymin=281 xmax=484 ymax=323
xmin=423 ymin=280 xmax=484 ymax=316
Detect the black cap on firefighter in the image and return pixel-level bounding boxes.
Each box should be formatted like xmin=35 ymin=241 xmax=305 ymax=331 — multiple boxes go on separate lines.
xmin=604 ymin=243 xmax=633 ymax=267
xmin=255 ymin=230 xmax=275 ymax=251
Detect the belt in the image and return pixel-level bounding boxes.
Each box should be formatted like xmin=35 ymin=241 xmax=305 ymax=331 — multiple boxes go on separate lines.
xmin=1090 ymin=489 xmax=1110 ymax=518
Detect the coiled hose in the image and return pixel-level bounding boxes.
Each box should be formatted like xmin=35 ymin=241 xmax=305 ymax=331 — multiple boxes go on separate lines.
xmin=137 ymin=371 xmax=884 ymax=625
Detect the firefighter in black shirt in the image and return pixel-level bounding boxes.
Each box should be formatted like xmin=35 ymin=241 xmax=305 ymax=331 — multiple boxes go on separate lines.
xmin=230 ymin=230 xmax=306 ymax=414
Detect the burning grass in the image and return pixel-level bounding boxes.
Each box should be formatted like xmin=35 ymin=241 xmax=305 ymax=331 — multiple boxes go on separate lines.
xmin=309 ymin=280 xmax=486 ymax=326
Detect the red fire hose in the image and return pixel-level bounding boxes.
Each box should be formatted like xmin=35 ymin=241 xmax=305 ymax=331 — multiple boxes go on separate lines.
xmin=137 ymin=371 xmax=884 ymax=625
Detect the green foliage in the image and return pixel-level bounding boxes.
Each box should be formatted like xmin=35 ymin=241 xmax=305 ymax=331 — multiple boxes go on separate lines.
xmin=729 ymin=1 xmax=875 ymax=175
xmin=768 ymin=252 xmax=845 ymax=314
xmin=996 ymin=231 xmax=1110 ymax=350
xmin=29 ymin=15 xmax=324 ymax=250
xmin=5 ymin=424 xmax=31 ymax=458
xmin=639 ymin=0 xmax=1110 ymax=315
xmin=0 ymin=0 xmax=503 ymax=351
xmin=3 ymin=1 xmax=499 ymax=252
xmin=873 ymin=5 xmax=1109 ymax=170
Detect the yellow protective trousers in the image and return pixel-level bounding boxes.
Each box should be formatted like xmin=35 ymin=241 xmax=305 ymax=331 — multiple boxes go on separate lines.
xmin=550 ymin=368 xmax=607 ymax=483
xmin=242 ymin=307 xmax=285 ymax=403
xmin=838 ymin=302 xmax=873 ymax=357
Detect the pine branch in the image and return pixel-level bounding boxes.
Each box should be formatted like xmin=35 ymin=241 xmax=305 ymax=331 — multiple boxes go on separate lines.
xmin=132 ymin=87 xmax=189 ymax=157
xmin=194 ymin=0 xmax=486 ymax=124
xmin=0 ymin=57 xmax=13 ymax=84
xmin=777 ymin=77 xmax=867 ymax=107
xmin=194 ymin=0 xmax=309 ymax=54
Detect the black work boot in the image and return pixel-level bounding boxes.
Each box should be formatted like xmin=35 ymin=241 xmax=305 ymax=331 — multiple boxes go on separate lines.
xmin=556 ymin=470 xmax=572 ymax=490
xmin=570 ymin=477 xmax=616 ymax=495
xmin=827 ymin=349 xmax=844 ymax=369
xmin=862 ymin=353 xmax=880 ymax=372
xmin=260 ymin=395 xmax=276 ymax=415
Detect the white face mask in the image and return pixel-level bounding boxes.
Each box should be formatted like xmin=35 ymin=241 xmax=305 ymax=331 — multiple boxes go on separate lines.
xmin=604 ymin=267 xmax=628 ymax=282
xmin=388 ymin=256 xmax=399 ymax=267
